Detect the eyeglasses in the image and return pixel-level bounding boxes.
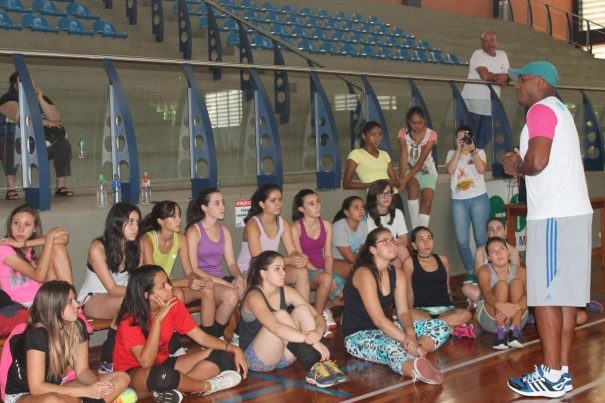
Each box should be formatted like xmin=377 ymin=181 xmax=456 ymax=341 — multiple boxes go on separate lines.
xmin=376 ymin=238 xmax=396 ymax=246
xmin=377 ymin=191 xmax=393 ymax=199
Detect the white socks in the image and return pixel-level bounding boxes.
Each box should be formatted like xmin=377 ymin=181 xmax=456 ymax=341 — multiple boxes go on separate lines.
xmin=408 ymin=199 xmax=419 ymax=229
xmin=418 ymin=213 xmax=430 ymax=228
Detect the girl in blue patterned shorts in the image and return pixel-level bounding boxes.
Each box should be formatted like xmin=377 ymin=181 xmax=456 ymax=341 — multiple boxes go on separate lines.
xmin=342 ymin=228 xmax=450 ymax=383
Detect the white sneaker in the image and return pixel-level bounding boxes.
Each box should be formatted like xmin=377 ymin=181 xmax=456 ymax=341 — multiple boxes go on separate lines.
xmin=411 ymin=357 xmax=443 ymax=385
xmin=230 ymin=333 xmax=240 ymax=347
xmin=169 ymin=347 xmax=187 ymax=357
xmin=152 ymin=389 xmax=183 ymax=403
xmin=203 ymin=370 xmax=242 ymax=396
xmin=323 ymin=309 xmax=336 ymax=330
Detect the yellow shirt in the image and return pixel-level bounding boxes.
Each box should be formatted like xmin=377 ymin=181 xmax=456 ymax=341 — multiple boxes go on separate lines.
xmin=147 ymin=231 xmax=179 ymax=277
xmin=347 ymin=148 xmax=392 ymax=184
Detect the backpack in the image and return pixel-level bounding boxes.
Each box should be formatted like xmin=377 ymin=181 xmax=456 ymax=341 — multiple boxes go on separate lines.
xmin=0 ymin=322 xmax=27 ymax=401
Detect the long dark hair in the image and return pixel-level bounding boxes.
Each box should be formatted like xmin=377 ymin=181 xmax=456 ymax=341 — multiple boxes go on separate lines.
xmin=333 ymin=195 xmax=364 ymax=223
xmin=291 ymin=188 xmax=317 ymax=221
xmin=247 ymin=250 xmax=282 ymax=289
xmin=366 ymin=180 xmax=395 ymax=227
xmin=352 ymin=228 xmax=391 ymax=284
xmin=5 ymin=203 xmax=43 ymax=262
xmin=186 ymin=187 xmax=220 ymax=230
xmin=140 ymin=200 xmax=180 ymax=234
xmin=243 ymin=183 xmax=282 ymax=224
xmin=98 ymin=202 xmax=141 ymax=274
xmin=405 ymin=106 xmax=426 ymax=133
xmin=359 ymin=120 xmax=381 ymax=148
xmin=117 ymin=265 xmax=165 ymax=337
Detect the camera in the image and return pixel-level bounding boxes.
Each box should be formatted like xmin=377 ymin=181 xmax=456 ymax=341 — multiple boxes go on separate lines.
xmin=463 ymin=130 xmax=474 ymax=145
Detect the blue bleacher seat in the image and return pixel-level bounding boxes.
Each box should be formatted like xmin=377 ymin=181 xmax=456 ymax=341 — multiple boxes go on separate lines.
xmin=414 ymin=49 xmax=429 ymax=63
xmin=22 ymin=14 xmax=59 ymax=32
xmin=334 ymin=11 xmax=348 ymax=21
xmin=385 ymin=36 xmax=400 ymax=48
xmin=199 ymin=15 xmax=208 ymax=28
xmin=318 ymin=9 xmax=332 ymax=19
xmin=341 ymin=20 xmax=355 ymax=32
xmin=221 ymin=17 xmax=238 ymax=31
xmin=58 ymin=16 xmax=94 ymax=35
xmin=418 ymin=39 xmax=438 ymax=51
xmin=0 ymin=11 xmax=21 ymax=29
xmin=263 ymin=11 xmax=280 ymax=23
xmin=172 ymin=1 xmax=204 ymax=16
xmin=243 ymin=8 xmax=261 ymax=22
xmin=430 ymin=50 xmax=445 ymax=64
xmin=447 ymin=53 xmax=469 ymax=66
xmin=377 ymin=46 xmax=396 ymax=60
xmin=92 ymin=19 xmax=127 ymax=38
xmin=397 ymin=48 xmax=414 ymax=62
xmin=349 ymin=31 xmax=363 ymax=44
xmin=1 ymin=0 xmax=32 ymax=13
xmin=360 ymin=44 xmax=377 ymax=58
xmin=290 ymin=25 xmax=309 ymax=38
xmin=33 ymin=0 xmax=67 ymax=16
xmin=329 ymin=29 xmax=347 ymax=42
xmin=402 ymin=36 xmax=416 ymax=49
xmin=339 ymin=42 xmax=358 ymax=57
xmin=298 ymin=38 xmax=319 ymax=53
xmin=280 ymin=4 xmax=295 ymax=14
xmin=66 ymin=2 xmax=99 ymax=19
xmin=366 ymin=34 xmax=382 ymax=46
xmin=351 ymin=13 xmax=364 ymax=22
xmin=319 ymin=41 xmax=338 ymax=55
xmin=358 ymin=22 xmax=371 ymax=33
xmin=323 ymin=18 xmax=337 ymax=29
xmin=226 ymin=30 xmax=239 ymax=46
xmin=270 ymin=22 xmax=287 ymax=36
xmin=298 ymin=7 xmax=314 ymax=16
xmin=305 ymin=16 xmax=320 ymax=27
xmin=250 ymin=33 xmax=272 ymax=49
xmin=238 ymin=0 xmax=254 ymax=9
xmin=311 ymin=27 xmax=328 ymax=41
xmin=284 ymin=13 xmax=302 ymax=25
xmin=259 ymin=1 xmax=275 ymax=12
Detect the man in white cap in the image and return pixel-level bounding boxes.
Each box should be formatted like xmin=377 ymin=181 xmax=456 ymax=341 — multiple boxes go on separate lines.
xmin=504 ymin=61 xmax=593 ymax=398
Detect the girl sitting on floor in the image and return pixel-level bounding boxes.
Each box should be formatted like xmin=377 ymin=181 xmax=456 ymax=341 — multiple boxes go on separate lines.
xmin=331 ymin=195 xmax=368 ymax=279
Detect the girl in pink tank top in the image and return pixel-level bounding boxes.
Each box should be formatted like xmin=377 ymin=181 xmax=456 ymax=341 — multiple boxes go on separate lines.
xmin=291 ymin=190 xmax=345 ymax=338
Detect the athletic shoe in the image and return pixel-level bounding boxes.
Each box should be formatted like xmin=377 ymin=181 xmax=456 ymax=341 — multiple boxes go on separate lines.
xmin=323 ymin=328 xmax=334 ymax=339
xmin=115 ymin=388 xmax=138 ymax=403
xmin=323 ymin=360 xmax=348 ymax=385
xmin=230 ymin=333 xmax=240 ymax=347
xmin=586 ymin=300 xmax=603 ymax=313
xmin=466 ymin=298 xmax=477 ymax=314
xmin=306 ymin=362 xmax=336 ymax=388
xmin=463 ymin=272 xmax=477 ymax=285
xmin=507 ymin=329 xmax=524 ymax=349
xmin=508 ymin=365 xmax=567 ymax=398
xmin=452 ymin=323 xmax=476 ymax=339
xmin=203 ymin=370 xmax=242 ymax=396
xmin=411 ymin=357 xmax=442 ymax=384
xmin=169 ymin=347 xmax=187 ymax=357
xmin=97 ymin=360 xmax=114 ymax=374
xmin=493 ymin=333 xmax=509 ymax=350
xmin=323 ymin=309 xmax=337 ymax=330
xmin=152 ymin=389 xmax=184 ymax=403
xmin=562 ymin=371 xmax=573 ymax=392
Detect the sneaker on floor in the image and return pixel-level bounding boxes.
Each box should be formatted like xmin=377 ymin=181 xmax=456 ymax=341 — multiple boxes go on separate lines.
xmin=493 ymin=333 xmax=509 ymax=350
xmin=169 ymin=347 xmax=187 ymax=357
xmin=452 ymin=323 xmax=476 ymax=339
xmin=203 ymin=370 xmax=242 ymax=396
xmin=323 ymin=360 xmax=348 ymax=385
xmin=306 ymin=362 xmax=336 ymax=388
xmin=152 ymin=389 xmax=184 ymax=403
xmin=462 ymin=272 xmax=477 ymax=285
xmin=323 ymin=309 xmax=337 ymax=330
xmin=508 ymin=365 xmax=567 ymax=398
xmin=507 ymin=329 xmax=524 ymax=349
xmin=323 ymin=328 xmax=334 ymax=339
xmin=97 ymin=360 xmax=114 ymax=374
xmin=561 ymin=371 xmax=573 ymax=392
xmin=586 ymin=300 xmax=603 ymax=313
xmin=411 ymin=357 xmax=442 ymax=384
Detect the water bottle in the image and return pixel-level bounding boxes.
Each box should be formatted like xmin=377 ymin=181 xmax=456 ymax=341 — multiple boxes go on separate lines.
xmin=96 ymin=174 xmax=107 ymax=208
xmin=141 ymin=171 xmax=151 ymax=205
xmin=112 ymin=174 xmax=122 ymax=205
xmin=78 ymin=135 xmax=85 ymax=159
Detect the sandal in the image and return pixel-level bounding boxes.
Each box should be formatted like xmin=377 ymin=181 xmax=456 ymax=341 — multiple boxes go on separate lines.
xmin=5 ymin=189 xmax=19 ymax=200
xmin=55 ymin=187 xmax=75 ymax=197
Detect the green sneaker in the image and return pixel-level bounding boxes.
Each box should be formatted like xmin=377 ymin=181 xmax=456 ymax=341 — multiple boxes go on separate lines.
xmin=305 ymin=362 xmax=336 ymax=388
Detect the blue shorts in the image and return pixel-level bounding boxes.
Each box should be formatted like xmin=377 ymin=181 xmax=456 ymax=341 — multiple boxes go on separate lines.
xmin=308 ymin=269 xmax=345 ymax=300
xmin=244 ymin=343 xmax=294 ymax=372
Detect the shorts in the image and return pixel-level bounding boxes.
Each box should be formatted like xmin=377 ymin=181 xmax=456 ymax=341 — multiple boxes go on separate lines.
xmin=4 ymin=393 xmax=28 ymax=403
xmin=475 ymin=300 xmax=528 ymax=333
xmin=416 ymin=305 xmax=454 ymax=319
xmin=307 ymin=269 xmax=345 ymax=300
xmin=526 ymin=214 xmax=592 ymax=307
xmin=414 ymin=173 xmax=437 ymax=191
xmin=244 ymin=343 xmax=294 ymax=372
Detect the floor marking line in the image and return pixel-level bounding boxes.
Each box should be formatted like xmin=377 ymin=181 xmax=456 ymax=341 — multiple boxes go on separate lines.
xmin=341 ymin=317 xmax=605 ymax=402
xmin=563 ymin=375 xmax=605 ymax=398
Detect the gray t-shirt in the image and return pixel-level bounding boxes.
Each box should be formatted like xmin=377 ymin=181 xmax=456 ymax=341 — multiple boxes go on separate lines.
xmin=332 ymin=219 xmax=368 ymax=260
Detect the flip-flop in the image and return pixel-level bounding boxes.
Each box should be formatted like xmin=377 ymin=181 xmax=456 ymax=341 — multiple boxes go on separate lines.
xmin=55 ymin=187 xmax=75 ymax=197
xmin=5 ymin=189 xmax=19 ymax=200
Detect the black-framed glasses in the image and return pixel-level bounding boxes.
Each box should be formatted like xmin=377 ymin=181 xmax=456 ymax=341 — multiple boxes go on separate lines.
xmin=376 ymin=238 xmax=396 ymax=246
xmin=377 ymin=191 xmax=393 ymax=199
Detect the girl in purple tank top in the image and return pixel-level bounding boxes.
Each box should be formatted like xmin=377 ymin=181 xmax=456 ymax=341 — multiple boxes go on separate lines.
xmin=185 ymin=188 xmax=242 ymax=338
xmin=291 ymin=190 xmax=345 ymax=338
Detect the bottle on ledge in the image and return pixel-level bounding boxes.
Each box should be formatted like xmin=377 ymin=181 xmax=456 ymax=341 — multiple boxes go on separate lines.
xmin=96 ymin=174 xmax=107 ymax=208
xmin=78 ymin=135 xmax=85 ymax=159
xmin=141 ymin=171 xmax=151 ymax=205
xmin=112 ymin=174 xmax=122 ymax=205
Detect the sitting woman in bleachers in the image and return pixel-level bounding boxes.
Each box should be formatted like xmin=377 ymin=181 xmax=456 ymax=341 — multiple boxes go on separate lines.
xmin=0 ymin=203 xmax=72 ymax=308
xmin=403 ymin=226 xmax=474 ymax=336
xmin=78 ymin=202 xmax=142 ymax=374
xmin=342 ymin=121 xmax=404 ymax=211
xmin=237 ymin=183 xmax=309 ymax=295
xmin=343 ymin=228 xmax=448 ymax=384
xmin=365 ymin=180 xmax=409 ymax=269
xmin=331 ymin=195 xmax=367 ymax=279
xmin=1 ymin=281 xmax=131 ymax=403
xmin=140 ymin=200 xmax=235 ymax=339
xmin=239 ymin=251 xmax=347 ymax=388
xmin=113 ymin=265 xmax=246 ymax=401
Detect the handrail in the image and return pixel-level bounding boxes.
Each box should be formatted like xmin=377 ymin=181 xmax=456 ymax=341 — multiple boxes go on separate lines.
xmin=530 ymin=0 xmax=605 ymax=31
xmin=2 ymin=48 xmax=605 ymax=92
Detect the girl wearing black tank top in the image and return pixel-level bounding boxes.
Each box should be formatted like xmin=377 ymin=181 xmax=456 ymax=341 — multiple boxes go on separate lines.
xmin=239 ymin=251 xmax=347 ymax=388
xmin=403 ymin=226 xmax=473 ymax=336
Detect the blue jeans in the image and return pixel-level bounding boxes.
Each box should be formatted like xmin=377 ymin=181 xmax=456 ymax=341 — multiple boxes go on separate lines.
xmin=451 ymin=193 xmax=490 ymax=273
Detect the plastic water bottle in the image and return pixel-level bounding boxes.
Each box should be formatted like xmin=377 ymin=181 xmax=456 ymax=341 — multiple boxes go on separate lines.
xmin=141 ymin=172 xmax=151 ymax=205
xmin=112 ymin=174 xmax=122 ymax=205
xmin=96 ymin=174 xmax=107 ymax=208
xmin=78 ymin=135 xmax=85 ymax=159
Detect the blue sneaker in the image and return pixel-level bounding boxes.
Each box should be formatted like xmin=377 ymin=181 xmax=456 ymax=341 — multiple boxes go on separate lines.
xmin=561 ymin=371 xmax=573 ymax=392
xmin=97 ymin=360 xmax=113 ymax=374
xmin=508 ymin=365 xmax=567 ymax=398
xmin=463 ymin=272 xmax=477 ymax=285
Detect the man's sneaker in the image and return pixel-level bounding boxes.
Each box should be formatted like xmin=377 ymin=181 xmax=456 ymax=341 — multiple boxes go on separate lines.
xmin=411 ymin=357 xmax=442 ymax=384
xmin=508 ymin=365 xmax=567 ymax=398
xmin=493 ymin=333 xmax=509 ymax=350
xmin=562 ymin=371 xmax=573 ymax=392
xmin=463 ymin=272 xmax=477 ymax=285
xmin=452 ymin=323 xmax=476 ymax=339
xmin=152 ymin=389 xmax=184 ymax=403
xmin=323 ymin=360 xmax=348 ymax=385
xmin=97 ymin=360 xmax=114 ymax=374
xmin=507 ymin=329 xmax=524 ymax=348
xmin=323 ymin=328 xmax=334 ymax=339
xmin=586 ymin=300 xmax=603 ymax=313
xmin=306 ymin=362 xmax=336 ymax=388
xmin=323 ymin=309 xmax=337 ymax=330
xmin=203 ymin=370 xmax=242 ymax=395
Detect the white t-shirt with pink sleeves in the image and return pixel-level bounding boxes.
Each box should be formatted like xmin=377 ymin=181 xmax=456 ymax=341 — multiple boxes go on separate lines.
xmin=0 ymin=244 xmax=41 ymax=307
xmin=520 ymin=96 xmax=592 ymax=219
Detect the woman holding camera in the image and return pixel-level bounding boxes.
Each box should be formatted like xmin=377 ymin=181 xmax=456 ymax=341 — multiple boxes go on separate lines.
xmin=445 ymin=125 xmax=489 ymax=286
